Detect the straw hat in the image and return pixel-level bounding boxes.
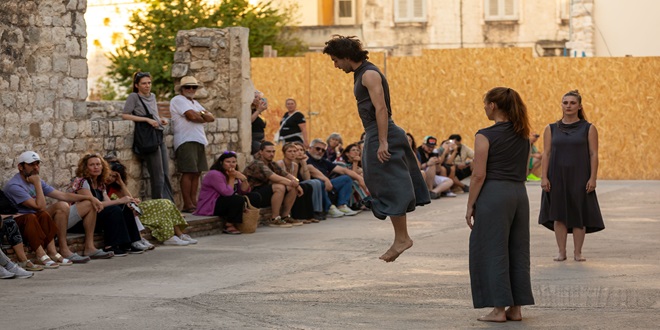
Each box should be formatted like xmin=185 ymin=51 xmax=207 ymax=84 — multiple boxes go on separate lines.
xmin=178 ymin=76 xmax=200 ymax=91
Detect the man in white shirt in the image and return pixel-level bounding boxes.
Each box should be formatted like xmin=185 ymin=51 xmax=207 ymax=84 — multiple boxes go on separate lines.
xmin=170 ymin=76 xmax=215 ymax=212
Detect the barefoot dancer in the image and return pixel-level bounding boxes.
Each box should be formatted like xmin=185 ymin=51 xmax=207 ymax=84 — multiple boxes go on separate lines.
xmin=465 ymin=87 xmax=535 ymax=322
xmin=539 ymin=90 xmax=604 ymax=262
xmin=323 ymin=35 xmax=430 ymax=262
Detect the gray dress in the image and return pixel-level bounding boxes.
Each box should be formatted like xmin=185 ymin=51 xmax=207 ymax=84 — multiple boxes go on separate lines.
xmin=353 ymin=61 xmax=430 ymax=220
xmin=469 ymin=122 xmax=535 ymax=308
xmin=539 ymin=120 xmax=604 ymax=233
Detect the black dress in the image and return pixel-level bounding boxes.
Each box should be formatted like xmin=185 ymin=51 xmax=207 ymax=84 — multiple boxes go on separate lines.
xmin=539 ymin=120 xmax=604 ymax=233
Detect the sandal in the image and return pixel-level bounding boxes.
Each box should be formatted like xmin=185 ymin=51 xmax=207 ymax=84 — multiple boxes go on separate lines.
xmin=18 ymin=260 xmax=44 ymax=271
xmin=181 ymin=207 xmax=196 ymax=213
xmin=222 ymin=225 xmax=241 ymax=235
xmin=49 ymin=253 xmax=73 ymax=266
xmin=38 ymin=255 xmax=60 ymax=269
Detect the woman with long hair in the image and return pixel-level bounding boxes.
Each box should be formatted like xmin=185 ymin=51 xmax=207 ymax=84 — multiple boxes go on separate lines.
xmin=251 ymin=90 xmax=268 ymax=155
xmin=539 ymin=90 xmax=604 ymax=262
xmin=104 ymin=158 xmax=195 ymax=246
xmin=121 ymin=71 xmax=174 ymax=201
xmin=465 ymin=87 xmax=535 ymax=322
xmin=336 ymin=143 xmax=370 ymax=209
xmin=196 ymin=151 xmax=260 ymax=234
xmin=69 ymin=153 xmax=145 ymax=256
xmin=276 ymin=143 xmax=318 ymax=224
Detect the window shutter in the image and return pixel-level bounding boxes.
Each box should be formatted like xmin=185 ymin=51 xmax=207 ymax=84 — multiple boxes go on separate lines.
xmin=413 ymin=0 xmax=424 ymax=18
xmin=488 ymin=0 xmax=499 ymax=16
xmin=504 ymin=0 xmax=514 ymax=16
xmin=397 ymin=0 xmax=408 ymax=19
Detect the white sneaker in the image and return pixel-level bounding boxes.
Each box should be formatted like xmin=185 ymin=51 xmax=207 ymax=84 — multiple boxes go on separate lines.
xmin=140 ymin=238 xmax=155 ymax=250
xmin=0 ymin=266 xmax=15 ymax=279
xmin=6 ymin=263 xmax=33 ymax=279
xmin=179 ymin=234 xmax=198 ymax=244
xmin=163 ymin=236 xmax=190 ymax=246
xmin=327 ymin=205 xmax=345 ymax=218
xmin=338 ymin=205 xmax=358 ymax=216
xmin=443 ymin=191 xmax=457 ymax=197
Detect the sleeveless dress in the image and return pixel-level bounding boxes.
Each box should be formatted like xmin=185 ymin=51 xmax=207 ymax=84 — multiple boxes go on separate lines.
xmin=353 ymin=61 xmax=430 ymax=220
xmin=539 ymin=120 xmax=604 ymax=233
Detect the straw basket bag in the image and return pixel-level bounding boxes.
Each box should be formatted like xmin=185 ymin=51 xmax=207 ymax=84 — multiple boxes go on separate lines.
xmin=237 ymin=195 xmax=260 ymax=233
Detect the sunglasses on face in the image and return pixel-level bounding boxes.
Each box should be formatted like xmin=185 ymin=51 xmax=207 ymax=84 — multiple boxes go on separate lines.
xmin=314 ymin=146 xmax=326 ymax=153
xmin=182 ymin=85 xmax=198 ymax=90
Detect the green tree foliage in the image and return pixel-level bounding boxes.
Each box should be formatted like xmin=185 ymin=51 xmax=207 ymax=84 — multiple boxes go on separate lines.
xmin=107 ymin=0 xmax=305 ymax=98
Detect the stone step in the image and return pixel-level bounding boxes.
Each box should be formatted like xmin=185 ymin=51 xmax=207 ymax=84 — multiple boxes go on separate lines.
xmin=1 ymin=214 xmax=223 ymax=261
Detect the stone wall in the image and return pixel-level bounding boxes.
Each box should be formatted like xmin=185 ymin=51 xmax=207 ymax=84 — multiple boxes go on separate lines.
xmin=0 ymin=0 xmax=89 ymax=188
xmin=0 ymin=0 xmax=252 ymax=205
xmin=565 ymin=0 xmax=595 ymax=57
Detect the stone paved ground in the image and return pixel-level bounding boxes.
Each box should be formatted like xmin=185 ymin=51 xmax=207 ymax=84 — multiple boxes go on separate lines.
xmin=3 ymin=180 xmax=660 ymax=329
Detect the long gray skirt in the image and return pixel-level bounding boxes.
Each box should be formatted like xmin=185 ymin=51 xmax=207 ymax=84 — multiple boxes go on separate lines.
xmin=362 ymin=120 xmax=430 ymax=220
xmin=469 ymin=180 xmax=535 ymax=308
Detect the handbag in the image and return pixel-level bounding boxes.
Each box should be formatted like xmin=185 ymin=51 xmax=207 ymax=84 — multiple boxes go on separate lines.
xmin=132 ymin=96 xmax=163 ymax=155
xmin=0 ymin=189 xmax=18 ymax=215
xmin=236 ymin=195 xmax=260 ymax=234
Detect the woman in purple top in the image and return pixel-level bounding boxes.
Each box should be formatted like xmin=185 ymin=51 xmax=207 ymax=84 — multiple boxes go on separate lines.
xmin=195 ymin=151 xmax=257 ymax=234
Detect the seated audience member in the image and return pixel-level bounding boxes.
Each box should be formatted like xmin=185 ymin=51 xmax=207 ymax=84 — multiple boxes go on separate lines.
xmin=0 ymin=244 xmax=33 ymax=279
xmin=276 ymin=143 xmax=319 ymax=224
xmin=244 ymin=141 xmax=302 ymax=228
xmin=325 ymin=133 xmax=343 ymax=162
xmin=335 ymin=143 xmax=370 ymax=209
xmin=1 ymin=216 xmax=43 ymax=271
xmin=446 ymin=134 xmax=473 ymax=192
xmin=293 ymin=142 xmax=326 ymax=220
xmin=196 ymin=151 xmax=261 ymax=234
xmin=527 ymin=132 xmax=542 ymax=181
xmin=4 ymin=151 xmax=107 ymax=266
xmin=105 ymin=158 xmax=195 ymax=245
xmin=415 ymin=137 xmax=454 ymax=199
xmin=68 ymin=153 xmax=145 ymax=256
xmin=307 ymin=139 xmax=363 ymax=217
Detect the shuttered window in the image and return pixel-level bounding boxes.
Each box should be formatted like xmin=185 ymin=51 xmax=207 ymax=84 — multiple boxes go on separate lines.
xmin=485 ymin=0 xmax=518 ymax=21
xmin=394 ymin=0 xmax=427 ymax=23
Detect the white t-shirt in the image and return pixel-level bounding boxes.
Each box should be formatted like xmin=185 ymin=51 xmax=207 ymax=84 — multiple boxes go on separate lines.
xmin=169 ymin=94 xmax=209 ymax=150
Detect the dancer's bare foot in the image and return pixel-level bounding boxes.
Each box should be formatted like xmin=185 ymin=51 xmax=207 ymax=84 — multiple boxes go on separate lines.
xmin=505 ymin=306 xmax=522 ymax=321
xmin=553 ymin=253 xmax=567 ymax=261
xmin=379 ymin=239 xmax=413 ymax=262
xmin=477 ymin=308 xmax=506 ymax=322
xmin=574 ymin=254 xmax=586 ymax=262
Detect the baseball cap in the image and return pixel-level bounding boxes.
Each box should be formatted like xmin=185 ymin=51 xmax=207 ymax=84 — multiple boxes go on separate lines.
xmin=423 ymin=136 xmax=438 ymax=146
xmin=17 ymin=151 xmax=41 ymax=164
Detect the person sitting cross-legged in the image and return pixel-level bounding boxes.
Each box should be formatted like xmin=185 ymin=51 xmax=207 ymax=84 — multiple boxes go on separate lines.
xmin=306 ymin=139 xmax=365 ymax=217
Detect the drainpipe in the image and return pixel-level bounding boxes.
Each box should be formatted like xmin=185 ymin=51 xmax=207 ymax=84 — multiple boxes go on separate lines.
xmin=460 ymin=0 xmax=464 ymax=48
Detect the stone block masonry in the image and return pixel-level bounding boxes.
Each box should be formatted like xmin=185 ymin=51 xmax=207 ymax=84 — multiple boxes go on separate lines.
xmin=1 ymin=0 xmax=253 ymax=206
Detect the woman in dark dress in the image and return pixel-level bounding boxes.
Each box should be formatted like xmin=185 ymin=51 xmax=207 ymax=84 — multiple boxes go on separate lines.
xmin=539 ymin=90 xmax=604 ymax=262
xmin=466 ymin=87 xmax=535 ymax=322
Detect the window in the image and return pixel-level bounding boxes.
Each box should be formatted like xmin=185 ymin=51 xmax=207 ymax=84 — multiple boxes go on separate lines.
xmin=394 ymin=0 xmax=427 ymax=23
xmin=485 ymin=0 xmax=518 ymax=21
xmin=338 ymin=0 xmax=352 ymax=18
xmin=335 ymin=0 xmax=356 ymax=25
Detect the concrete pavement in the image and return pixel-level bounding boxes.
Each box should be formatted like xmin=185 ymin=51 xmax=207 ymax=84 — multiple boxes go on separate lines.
xmin=3 ymin=180 xmax=660 ymax=329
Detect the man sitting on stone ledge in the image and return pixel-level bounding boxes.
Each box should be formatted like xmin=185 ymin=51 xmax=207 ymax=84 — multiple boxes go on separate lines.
xmin=244 ymin=141 xmax=303 ymax=228
xmin=3 ymin=151 xmax=109 ymax=263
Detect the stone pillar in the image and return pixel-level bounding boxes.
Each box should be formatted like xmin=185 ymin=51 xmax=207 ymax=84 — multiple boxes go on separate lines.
xmin=171 ymin=27 xmax=253 ymax=168
xmin=566 ymin=0 xmax=595 ymax=57
xmin=0 ymin=0 xmax=89 ymax=187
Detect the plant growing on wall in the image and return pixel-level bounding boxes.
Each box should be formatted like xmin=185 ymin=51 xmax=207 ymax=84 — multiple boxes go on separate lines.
xmin=107 ymin=0 xmax=305 ymax=98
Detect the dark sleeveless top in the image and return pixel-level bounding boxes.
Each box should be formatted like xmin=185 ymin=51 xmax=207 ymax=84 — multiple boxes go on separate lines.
xmin=477 ymin=121 xmax=530 ymax=182
xmin=539 ymin=119 xmax=604 ymax=233
xmin=353 ymin=61 xmax=391 ymax=128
